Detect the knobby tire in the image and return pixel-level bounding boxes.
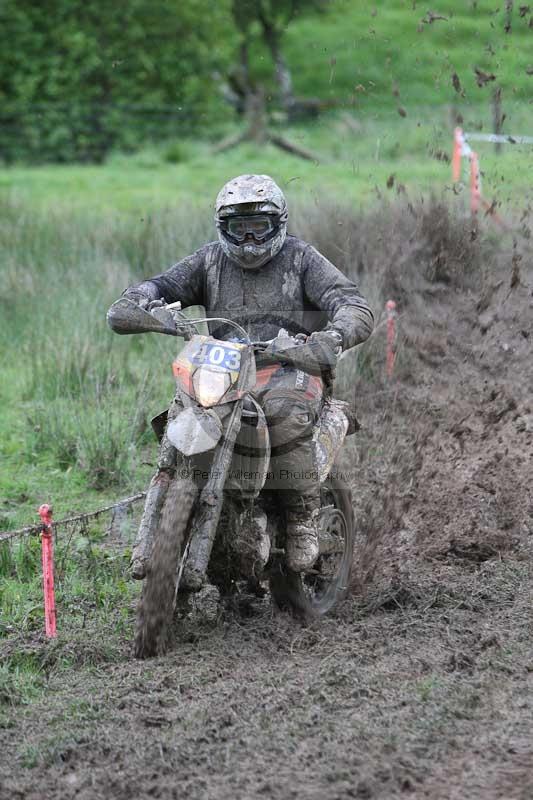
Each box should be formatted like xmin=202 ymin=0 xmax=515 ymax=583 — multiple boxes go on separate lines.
xmin=269 ymin=475 xmax=355 ymax=619
xmin=134 ymin=478 xmax=197 ymax=659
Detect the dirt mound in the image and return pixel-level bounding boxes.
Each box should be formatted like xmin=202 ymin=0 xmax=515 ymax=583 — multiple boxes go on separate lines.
xmin=348 ymin=214 xmax=532 ymax=601
xmin=1 ymin=205 xmax=532 ymax=800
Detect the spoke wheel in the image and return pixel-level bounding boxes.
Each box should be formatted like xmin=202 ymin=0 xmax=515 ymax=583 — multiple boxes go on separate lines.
xmin=269 ymin=475 xmax=355 ymax=619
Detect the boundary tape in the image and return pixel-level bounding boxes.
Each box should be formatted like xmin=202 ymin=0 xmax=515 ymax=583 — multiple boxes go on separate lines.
xmin=0 ymin=491 xmax=147 ymax=543
xmin=452 ymin=127 xmax=511 ymax=227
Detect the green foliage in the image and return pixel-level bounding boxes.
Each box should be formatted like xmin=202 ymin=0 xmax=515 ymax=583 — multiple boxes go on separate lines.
xmin=1 ymin=1 xmax=532 ymax=164
xmin=232 ymin=0 xmax=325 ymax=35
xmin=163 ymin=140 xmax=191 ymax=165
xmin=230 ymin=0 xmax=327 ymax=104
xmin=0 ymin=0 xmax=233 ymax=163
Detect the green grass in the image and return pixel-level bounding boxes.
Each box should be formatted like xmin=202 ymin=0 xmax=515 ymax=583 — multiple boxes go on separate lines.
xmin=0 ymin=200 xmax=212 ymax=656
xmin=0 ymin=505 xmax=137 ymax=713
xmin=285 ymin=0 xmax=533 ymax=109
xmin=2 ymin=109 xmax=533 ymax=215
xmin=0 ymin=657 xmax=45 ymax=708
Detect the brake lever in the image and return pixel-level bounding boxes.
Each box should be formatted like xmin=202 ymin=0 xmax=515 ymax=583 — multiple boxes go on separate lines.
xmin=147 ymin=299 xmax=166 ymax=312
xmin=254 ymin=333 xmax=306 ymax=351
xmin=148 ymin=300 xmax=199 ymax=340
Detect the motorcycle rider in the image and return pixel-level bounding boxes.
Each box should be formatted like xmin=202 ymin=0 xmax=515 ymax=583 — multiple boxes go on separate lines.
xmin=108 ymin=174 xmax=373 ymax=573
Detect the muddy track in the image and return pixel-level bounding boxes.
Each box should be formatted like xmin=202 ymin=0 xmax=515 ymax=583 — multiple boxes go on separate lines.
xmin=1 ymin=249 xmax=532 ymax=800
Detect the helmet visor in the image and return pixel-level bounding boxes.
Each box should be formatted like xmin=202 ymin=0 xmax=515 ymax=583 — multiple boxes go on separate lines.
xmin=225 ymin=215 xmax=276 ymax=243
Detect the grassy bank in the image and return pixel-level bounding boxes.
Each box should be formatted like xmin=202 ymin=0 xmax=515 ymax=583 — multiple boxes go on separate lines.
xmin=2 ymin=109 xmax=533 ymax=214
xmin=285 ymin=0 xmax=533 ymax=108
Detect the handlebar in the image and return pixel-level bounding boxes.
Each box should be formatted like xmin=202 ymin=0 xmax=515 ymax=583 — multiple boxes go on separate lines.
xmin=107 ymin=298 xmax=335 ymax=375
xmin=149 ymin=301 xmax=251 ymax=343
xmin=108 ymin=297 xmax=308 ymax=355
xmin=159 ymin=308 xmax=318 ymax=372
xmin=154 ymin=303 xmax=306 ymax=349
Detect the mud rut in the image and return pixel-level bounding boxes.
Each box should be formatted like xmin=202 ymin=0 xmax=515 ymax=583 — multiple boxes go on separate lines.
xmin=1 ymin=263 xmax=532 ymax=800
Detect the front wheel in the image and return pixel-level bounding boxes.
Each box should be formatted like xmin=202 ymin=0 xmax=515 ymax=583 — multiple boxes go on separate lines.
xmin=269 ymin=475 xmax=355 ymax=619
xmin=134 ymin=477 xmax=197 ymax=658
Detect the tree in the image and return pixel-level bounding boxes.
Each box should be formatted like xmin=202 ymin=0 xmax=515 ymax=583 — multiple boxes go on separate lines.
xmin=213 ymin=0 xmax=326 ymax=160
xmin=230 ymin=0 xmax=326 ymax=114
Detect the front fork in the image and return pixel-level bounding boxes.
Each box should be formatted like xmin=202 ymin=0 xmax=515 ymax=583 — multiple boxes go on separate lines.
xmin=181 ymin=398 xmax=243 ymax=590
xmin=131 ymin=396 xmax=244 ymax=590
xmin=130 ymin=398 xmax=183 ymax=579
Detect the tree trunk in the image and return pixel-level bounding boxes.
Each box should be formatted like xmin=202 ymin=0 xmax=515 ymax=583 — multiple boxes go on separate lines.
xmin=213 ymin=88 xmax=268 ymax=152
xmin=239 ymin=36 xmax=254 ymax=108
xmin=245 ymin=88 xmax=268 ymax=142
xmin=258 ymin=13 xmax=296 ymax=114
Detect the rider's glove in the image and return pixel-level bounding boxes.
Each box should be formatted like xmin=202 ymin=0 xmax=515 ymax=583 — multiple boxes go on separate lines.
xmin=307 ymin=329 xmax=344 ymax=363
xmin=266 ymin=330 xmax=342 ymax=376
xmin=121 ymin=289 xmax=153 ymax=310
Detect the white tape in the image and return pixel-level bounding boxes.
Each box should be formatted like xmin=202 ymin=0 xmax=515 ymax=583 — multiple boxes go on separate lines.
xmin=464 ymin=133 xmax=533 ymax=145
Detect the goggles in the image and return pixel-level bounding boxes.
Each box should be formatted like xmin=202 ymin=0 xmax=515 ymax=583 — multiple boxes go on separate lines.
xmin=223 ymin=215 xmax=277 ymax=243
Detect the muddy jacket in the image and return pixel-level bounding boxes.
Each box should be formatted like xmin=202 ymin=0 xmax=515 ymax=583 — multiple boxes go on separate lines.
xmin=124 ymin=235 xmax=374 ymax=349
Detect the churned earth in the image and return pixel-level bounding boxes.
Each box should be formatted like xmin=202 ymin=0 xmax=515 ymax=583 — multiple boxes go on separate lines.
xmin=1 ymin=218 xmax=532 ymax=800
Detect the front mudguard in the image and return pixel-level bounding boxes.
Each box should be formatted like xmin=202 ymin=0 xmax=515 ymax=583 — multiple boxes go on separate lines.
xmin=167 ymin=407 xmax=223 ymax=456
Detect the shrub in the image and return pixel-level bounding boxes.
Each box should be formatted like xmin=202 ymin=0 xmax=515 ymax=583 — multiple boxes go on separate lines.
xmin=0 ymin=0 xmax=233 ymax=163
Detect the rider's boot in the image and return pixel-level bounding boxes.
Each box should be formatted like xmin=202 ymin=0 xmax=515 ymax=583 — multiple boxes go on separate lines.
xmin=285 ymin=493 xmax=320 ymax=572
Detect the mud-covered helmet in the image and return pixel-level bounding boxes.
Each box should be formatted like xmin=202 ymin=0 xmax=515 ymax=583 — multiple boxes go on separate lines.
xmin=215 ymin=174 xmax=288 ymax=270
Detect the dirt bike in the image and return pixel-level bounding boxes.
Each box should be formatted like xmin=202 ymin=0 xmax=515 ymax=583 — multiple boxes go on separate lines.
xmin=108 ymin=298 xmax=358 ymax=658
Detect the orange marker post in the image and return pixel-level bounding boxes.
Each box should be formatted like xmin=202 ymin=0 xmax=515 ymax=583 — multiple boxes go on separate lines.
xmin=38 ymin=504 xmax=57 ymax=638
xmin=452 ymin=127 xmax=463 ymax=183
xmin=386 ymin=300 xmax=396 ymax=379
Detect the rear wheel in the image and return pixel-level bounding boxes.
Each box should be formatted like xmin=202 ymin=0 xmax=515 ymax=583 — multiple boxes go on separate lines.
xmin=269 ymin=475 xmax=355 ymax=619
xmin=134 ymin=478 xmax=197 ymax=658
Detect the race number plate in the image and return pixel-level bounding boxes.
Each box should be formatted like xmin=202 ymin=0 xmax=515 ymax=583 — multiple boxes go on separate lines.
xmin=191 ymin=341 xmax=242 ymax=372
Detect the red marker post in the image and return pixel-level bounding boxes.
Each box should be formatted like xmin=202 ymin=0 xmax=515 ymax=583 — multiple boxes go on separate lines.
xmin=452 ymin=127 xmax=463 ymax=183
xmin=386 ymin=300 xmax=396 ymax=379
xmin=38 ymin=504 xmax=57 ymax=638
